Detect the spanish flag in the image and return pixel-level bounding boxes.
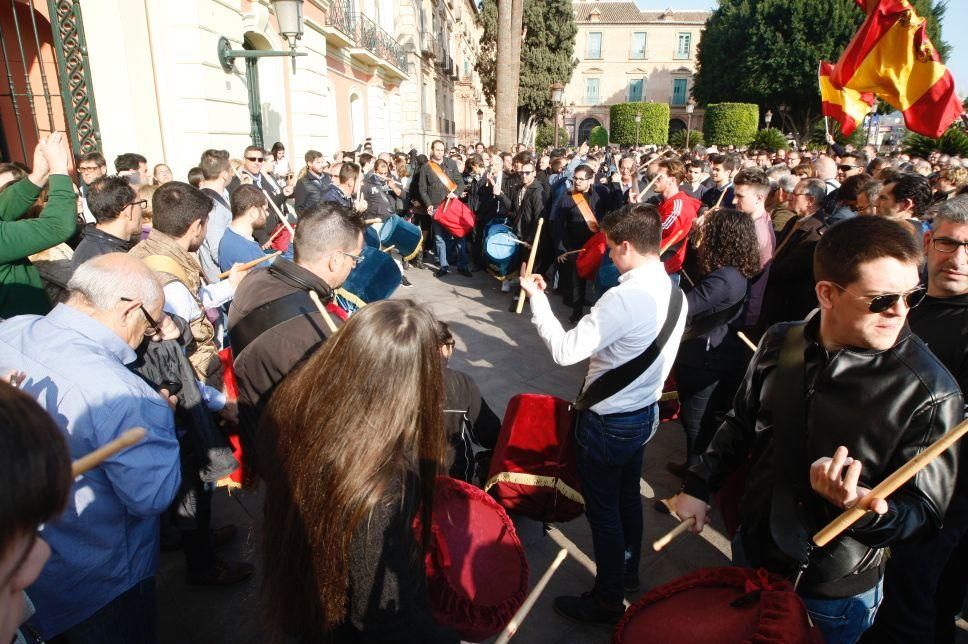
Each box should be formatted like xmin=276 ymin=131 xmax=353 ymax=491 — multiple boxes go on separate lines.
xmin=830 ymin=0 xmax=962 ymax=138
xmin=819 ymin=61 xmax=875 ymax=136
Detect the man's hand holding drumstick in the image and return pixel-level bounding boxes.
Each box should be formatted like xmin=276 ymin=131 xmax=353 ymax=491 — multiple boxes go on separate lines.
xmin=518 ymin=262 xmax=546 ymax=298
xmin=810 ymin=445 xmax=888 ymax=514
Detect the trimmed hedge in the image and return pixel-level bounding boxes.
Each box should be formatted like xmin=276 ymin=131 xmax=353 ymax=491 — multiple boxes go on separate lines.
xmin=535 ymin=121 xmax=556 ymax=149
xmin=751 ymin=128 xmax=789 ymax=151
xmin=703 ymin=102 xmax=758 ymax=147
xmin=588 ymin=125 xmax=609 ymax=147
xmin=609 ymin=103 xmax=670 ymax=145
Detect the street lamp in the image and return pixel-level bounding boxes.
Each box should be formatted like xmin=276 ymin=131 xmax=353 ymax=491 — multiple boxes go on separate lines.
xmin=634 ymin=112 xmax=642 ymax=148
xmin=550 ymin=81 xmax=564 ymax=148
xmin=685 ymin=97 xmax=696 ymax=150
xmin=218 ymin=0 xmax=307 ymax=73
xmin=477 ymin=108 xmax=484 ymax=144
xmin=765 ymin=109 xmax=773 ymax=128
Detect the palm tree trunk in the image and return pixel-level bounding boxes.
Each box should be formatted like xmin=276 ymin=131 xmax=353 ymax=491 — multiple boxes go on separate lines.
xmin=495 ymin=0 xmax=523 ymax=150
xmin=509 ymin=0 xmax=525 ymax=144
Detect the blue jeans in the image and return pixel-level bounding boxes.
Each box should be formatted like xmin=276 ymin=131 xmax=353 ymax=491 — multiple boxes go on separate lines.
xmin=52 ymin=577 xmax=157 ymax=644
xmin=575 ymin=404 xmax=658 ymax=605
xmin=732 ymin=532 xmax=882 ymax=644
xmin=431 ymin=221 xmax=467 ymax=270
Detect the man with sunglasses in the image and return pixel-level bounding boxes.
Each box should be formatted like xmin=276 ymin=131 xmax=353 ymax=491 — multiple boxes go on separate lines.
xmin=227 ymin=145 xmax=293 ymax=247
xmin=72 ymin=175 xmax=145 ymax=270
xmin=677 ymin=216 xmax=962 ymax=643
xmin=863 ymin=196 xmax=968 ymax=644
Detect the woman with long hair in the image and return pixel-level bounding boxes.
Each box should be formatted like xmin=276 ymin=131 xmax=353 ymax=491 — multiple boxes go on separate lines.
xmin=666 ymin=209 xmax=762 ymax=478
xmin=259 ymin=300 xmax=459 ymax=644
xmin=270 ymin=142 xmax=291 ymax=183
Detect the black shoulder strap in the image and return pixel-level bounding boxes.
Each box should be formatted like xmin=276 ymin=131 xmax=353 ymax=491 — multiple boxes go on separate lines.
xmin=680 ymin=298 xmax=745 ymax=342
xmin=574 ymin=287 xmax=683 ymax=411
xmin=228 ymin=291 xmax=321 ymax=358
xmin=200 ymin=188 xmax=230 ymax=211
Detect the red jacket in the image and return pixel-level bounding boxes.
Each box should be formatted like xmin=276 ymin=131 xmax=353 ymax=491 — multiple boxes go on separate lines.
xmin=658 ymin=191 xmax=700 ymax=273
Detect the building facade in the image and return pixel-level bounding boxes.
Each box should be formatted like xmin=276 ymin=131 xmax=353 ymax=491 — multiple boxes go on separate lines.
xmin=564 ymin=1 xmax=709 ymax=145
xmin=0 ymin=0 xmax=491 ymax=178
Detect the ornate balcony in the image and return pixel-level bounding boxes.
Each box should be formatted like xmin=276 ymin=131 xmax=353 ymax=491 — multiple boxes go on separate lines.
xmin=322 ymin=0 xmax=355 ymax=49
xmin=349 ymin=13 xmax=408 ymax=78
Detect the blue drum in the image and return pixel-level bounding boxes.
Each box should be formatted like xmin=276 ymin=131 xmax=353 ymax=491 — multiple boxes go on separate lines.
xmin=379 ymin=214 xmax=423 ymax=260
xmin=484 ymin=220 xmax=519 ymax=278
xmin=335 ymin=246 xmax=401 ymax=314
xmin=364 ymin=225 xmax=381 ymax=249
xmin=594 ymin=247 xmax=620 ymax=298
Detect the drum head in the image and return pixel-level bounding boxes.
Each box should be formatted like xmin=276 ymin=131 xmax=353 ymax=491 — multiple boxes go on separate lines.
xmin=379 ymin=215 xmax=400 ymax=243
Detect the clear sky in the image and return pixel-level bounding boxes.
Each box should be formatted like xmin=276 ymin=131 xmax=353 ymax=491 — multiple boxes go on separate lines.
xmin=634 ymin=0 xmax=967 ymax=99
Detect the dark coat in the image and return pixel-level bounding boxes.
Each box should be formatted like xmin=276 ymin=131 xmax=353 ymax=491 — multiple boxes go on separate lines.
xmin=292 ymin=171 xmax=330 ymax=215
xmin=417 ymin=158 xmax=465 ymax=209
xmin=71 ymin=225 xmax=132 ymax=270
xmin=511 ymin=181 xmax=546 ymax=240
xmin=227 ymin=172 xmax=292 ymax=245
xmin=757 ymin=212 xmax=826 ymax=332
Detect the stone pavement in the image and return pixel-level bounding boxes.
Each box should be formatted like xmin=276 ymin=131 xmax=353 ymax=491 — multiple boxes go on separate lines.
xmin=155 ymin=262 xmax=951 ymax=643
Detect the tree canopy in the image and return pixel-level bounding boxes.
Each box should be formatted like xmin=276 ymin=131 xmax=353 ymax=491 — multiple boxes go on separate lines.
xmin=693 ymin=0 xmax=950 ymax=143
xmin=476 ymin=0 xmax=577 ymax=142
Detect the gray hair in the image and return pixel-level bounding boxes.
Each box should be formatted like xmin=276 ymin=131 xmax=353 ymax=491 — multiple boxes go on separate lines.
xmin=798 ymin=177 xmax=828 ymax=206
xmin=67 ymin=253 xmax=163 ymax=311
xmin=777 ymin=174 xmax=799 ymax=193
xmin=931 ymin=195 xmax=968 ymax=229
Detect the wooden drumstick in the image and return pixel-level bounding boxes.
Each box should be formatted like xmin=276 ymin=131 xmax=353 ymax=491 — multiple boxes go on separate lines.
xmin=381 ymin=245 xmax=396 ymax=253
xmin=659 ymin=229 xmax=686 ymax=256
xmin=711 ymin=183 xmax=729 ymax=211
xmin=495 ymin=548 xmax=568 ymax=644
xmin=364 ymin=218 xmax=382 ymax=225
xmin=516 ymin=218 xmax=544 ymax=315
xmin=307 ymin=290 xmax=339 ymax=334
xmin=813 ymin=417 xmax=968 ymax=547
xmin=652 ymin=516 xmax=696 ymax=552
xmin=266 ymin=224 xmax=286 ymax=245
xmin=216 ymin=251 xmax=281 ymax=280
xmin=636 ymin=173 xmax=661 ymax=203
xmin=72 ymin=428 xmax=147 ymax=477
xmin=232 ymin=165 xmax=296 ymax=236
xmin=737 ymin=331 xmax=758 ymax=352
xmin=558 ymin=248 xmax=584 ymax=258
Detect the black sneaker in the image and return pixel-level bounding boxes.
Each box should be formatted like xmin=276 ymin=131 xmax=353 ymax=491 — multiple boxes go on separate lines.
xmin=400 ymin=276 xmax=413 ymax=288
xmin=458 ymin=267 xmax=472 ymax=277
xmin=553 ymin=592 xmax=624 ymax=627
xmin=435 ymin=268 xmax=449 ymax=278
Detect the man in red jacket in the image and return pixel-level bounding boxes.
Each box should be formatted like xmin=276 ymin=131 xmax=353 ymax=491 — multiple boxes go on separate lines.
xmin=652 ymin=159 xmax=700 ymax=284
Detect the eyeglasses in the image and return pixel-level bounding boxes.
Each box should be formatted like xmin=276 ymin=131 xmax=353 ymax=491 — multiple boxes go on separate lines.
xmin=340 ymin=251 xmax=365 ymax=266
xmin=829 ymin=283 xmax=927 ymax=313
xmin=574 ymin=176 xmax=590 ymax=182
xmin=120 ymin=297 xmax=161 ymax=335
xmin=246 ymin=156 xmax=264 ymax=162
xmin=78 ymin=165 xmax=102 ymax=172
xmin=931 ymin=237 xmax=968 ymax=254
xmin=127 ymin=199 xmax=148 ymax=210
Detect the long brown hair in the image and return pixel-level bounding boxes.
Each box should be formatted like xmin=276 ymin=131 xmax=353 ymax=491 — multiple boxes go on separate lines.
xmin=259 ymin=300 xmax=446 ymax=639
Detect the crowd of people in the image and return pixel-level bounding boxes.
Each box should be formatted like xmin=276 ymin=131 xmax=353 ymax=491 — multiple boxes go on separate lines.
xmin=0 ymin=122 xmax=967 ymax=644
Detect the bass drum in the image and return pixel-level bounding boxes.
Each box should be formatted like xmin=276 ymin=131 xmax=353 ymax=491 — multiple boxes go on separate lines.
xmin=334 ymin=246 xmax=401 ymax=314
xmin=484 ymin=220 xmax=519 ymax=278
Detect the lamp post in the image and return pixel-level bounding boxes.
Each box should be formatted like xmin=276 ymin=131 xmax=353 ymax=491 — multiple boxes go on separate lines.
xmin=218 ymin=0 xmax=307 ymax=73
xmin=634 ymin=112 xmax=642 ymax=148
xmin=550 ymin=81 xmax=564 ymax=148
xmin=477 ymin=108 xmax=484 ymax=144
xmin=765 ymin=109 xmax=773 ymax=129
xmin=685 ymin=97 xmax=695 ymax=150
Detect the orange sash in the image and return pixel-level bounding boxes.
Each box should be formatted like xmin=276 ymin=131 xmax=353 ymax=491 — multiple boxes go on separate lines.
xmin=572 ymin=191 xmax=599 ymax=233
xmin=428 ymin=161 xmax=457 ymax=201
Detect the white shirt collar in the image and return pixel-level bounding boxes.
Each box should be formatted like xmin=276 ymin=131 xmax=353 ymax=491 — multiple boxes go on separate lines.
xmin=617 ymin=258 xmax=665 ymax=284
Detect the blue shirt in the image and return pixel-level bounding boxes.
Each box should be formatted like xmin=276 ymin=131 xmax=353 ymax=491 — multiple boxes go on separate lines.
xmin=218 ymin=227 xmax=269 ymax=273
xmin=0 ymin=304 xmax=180 ymax=638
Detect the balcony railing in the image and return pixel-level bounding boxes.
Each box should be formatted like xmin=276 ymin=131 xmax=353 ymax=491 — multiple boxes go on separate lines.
xmin=325 ymin=0 xmax=355 ymax=39
xmin=353 ymin=13 xmax=408 ymax=71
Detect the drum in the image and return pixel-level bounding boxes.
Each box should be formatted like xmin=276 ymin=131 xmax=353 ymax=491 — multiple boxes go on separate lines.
xmin=484 ymin=220 xmax=519 ymax=278
xmin=595 ymin=248 xmax=621 ymax=298
xmin=433 ymin=198 xmax=476 ymax=237
xmin=614 ymin=567 xmax=822 ymax=643
xmin=334 ymin=246 xmax=401 ymax=314
xmin=379 ymin=214 xmax=423 ymax=261
xmin=485 ymin=394 xmax=584 ymax=523
xmin=363 ymin=225 xmax=381 ymax=249
xmin=414 ymin=477 xmax=529 ymax=642
xmin=576 ymin=231 xmax=607 ymax=280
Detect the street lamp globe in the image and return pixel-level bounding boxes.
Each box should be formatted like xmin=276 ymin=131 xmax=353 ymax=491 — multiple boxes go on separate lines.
xmin=550 ymin=81 xmax=564 ymax=104
xmin=272 ymin=0 xmax=305 ymax=49
xmin=685 ymin=97 xmax=695 ymax=114
xmin=765 ymin=109 xmax=773 ymax=127
xmin=477 ymin=108 xmax=484 ymax=123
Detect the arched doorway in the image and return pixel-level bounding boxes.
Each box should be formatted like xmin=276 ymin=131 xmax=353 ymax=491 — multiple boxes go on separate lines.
xmin=577 ymin=117 xmax=601 ymax=145
xmin=669 ymin=118 xmax=687 ymax=134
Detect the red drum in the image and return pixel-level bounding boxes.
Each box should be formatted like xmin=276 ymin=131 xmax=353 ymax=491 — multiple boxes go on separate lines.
xmin=434 ymin=198 xmax=476 ymax=238
xmin=414 ymin=477 xmax=529 ymax=642
xmin=217 ymin=347 xmax=247 ymax=486
xmin=576 ymin=231 xmax=607 ymax=280
xmin=485 ymin=394 xmax=584 ymax=523
xmin=614 ymin=567 xmax=823 ymax=644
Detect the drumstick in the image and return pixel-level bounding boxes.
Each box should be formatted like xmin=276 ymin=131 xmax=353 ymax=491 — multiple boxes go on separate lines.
xmin=495 ymin=548 xmax=568 ymax=644
xmin=511 ymin=239 xmax=532 ymax=248
xmin=364 ymin=218 xmax=382 ymax=225
xmin=711 ymin=184 xmax=729 ymax=211
xmin=72 ymin=428 xmax=147 ymax=477
xmin=558 ymin=249 xmax=585 ymax=258
xmin=679 ymin=269 xmax=696 ymax=288
xmin=636 ymin=173 xmax=661 ymax=203
xmin=737 ymin=331 xmax=758 ymax=351
xmin=813 ymin=417 xmax=968 ymax=548
xmin=652 ymin=516 xmax=696 ymax=552
xmin=381 ymin=245 xmax=396 ymax=253
xmin=307 ymin=290 xmax=339 ymax=334
xmin=516 ymin=218 xmax=544 ymax=315
xmin=659 ymin=229 xmax=686 ymax=256
xmin=266 ymin=224 xmax=286 ymax=245
xmin=232 ymin=165 xmax=296 ymax=236
xmin=216 ymin=251 xmax=281 ymax=280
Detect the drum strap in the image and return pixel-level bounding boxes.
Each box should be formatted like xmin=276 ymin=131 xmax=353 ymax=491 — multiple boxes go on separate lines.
xmin=484 ymin=471 xmax=584 ymax=506
xmin=573 ymin=287 xmax=683 ymax=411
xmin=429 ymin=161 xmax=457 ymax=198
xmin=572 ymin=192 xmax=600 ymax=233
xmin=228 ymin=291 xmax=321 ymax=358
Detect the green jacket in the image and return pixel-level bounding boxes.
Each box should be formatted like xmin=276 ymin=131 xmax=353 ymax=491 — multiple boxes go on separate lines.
xmin=0 ymin=175 xmax=77 ymax=318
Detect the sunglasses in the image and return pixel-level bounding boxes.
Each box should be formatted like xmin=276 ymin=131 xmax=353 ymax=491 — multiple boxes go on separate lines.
xmin=120 ymin=297 xmax=161 ymax=335
xmin=521 ymin=170 xmax=534 ymax=175
xmin=830 ymin=283 xmax=926 ymax=313
xmin=246 ymin=156 xmax=264 ymax=162
xmin=838 ymin=165 xmax=858 ymax=171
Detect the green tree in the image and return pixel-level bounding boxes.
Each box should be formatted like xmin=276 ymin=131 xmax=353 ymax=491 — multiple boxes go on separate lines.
xmin=477 ymin=0 xmax=578 ymax=145
xmin=694 ymin=0 xmax=951 ymax=144
xmin=588 ymin=126 xmax=609 ymax=147
xmin=609 ymin=103 xmax=670 ymax=145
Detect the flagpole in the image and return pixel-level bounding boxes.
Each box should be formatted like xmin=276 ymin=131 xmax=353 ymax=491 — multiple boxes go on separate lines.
xmin=824 ymin=116 xmax=830 ymax=138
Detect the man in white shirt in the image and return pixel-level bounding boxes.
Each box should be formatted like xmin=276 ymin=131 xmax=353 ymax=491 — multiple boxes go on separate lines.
xmin=520 ymin=203 xmax=687 ymax=626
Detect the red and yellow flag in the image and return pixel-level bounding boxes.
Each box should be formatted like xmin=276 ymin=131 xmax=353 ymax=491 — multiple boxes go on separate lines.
xmin=819 ymin=61 xmax=875 ymax=135
xmin=829 ymin=0 xmax=962 ymax=138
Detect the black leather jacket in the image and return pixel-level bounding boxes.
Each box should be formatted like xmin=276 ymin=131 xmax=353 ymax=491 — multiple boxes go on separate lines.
xmin=684 ymin=315 xmax=963 ymax=598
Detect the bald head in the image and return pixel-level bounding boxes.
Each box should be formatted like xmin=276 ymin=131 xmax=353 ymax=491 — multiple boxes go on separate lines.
xmin=813 ymin=156 xmax=838 ymax=181
xmin=67 ymin=253 xmax=164 ymax=312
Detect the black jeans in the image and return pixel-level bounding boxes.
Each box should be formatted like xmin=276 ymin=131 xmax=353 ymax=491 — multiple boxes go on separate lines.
xmin=50 ymin=577 xmax=157 ymax=644
xmin=575 ymin=404 xmax=658 ymax=605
